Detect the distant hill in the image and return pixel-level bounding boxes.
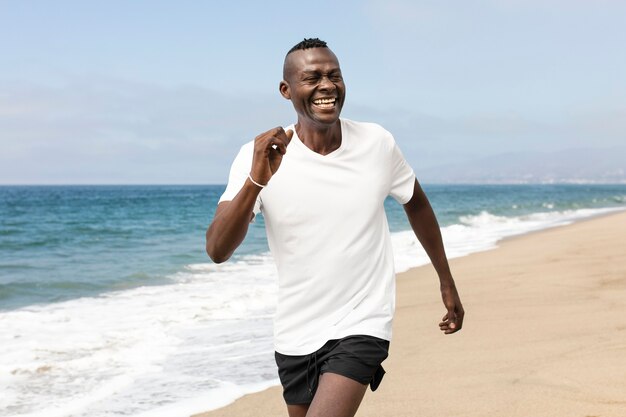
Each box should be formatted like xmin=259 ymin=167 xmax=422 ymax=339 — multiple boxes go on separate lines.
xmin=417 ymin=147 xmax=626 ymax=184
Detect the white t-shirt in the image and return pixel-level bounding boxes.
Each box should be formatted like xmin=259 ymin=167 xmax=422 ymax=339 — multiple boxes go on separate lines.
xmin=219 ymin=118 xmax=415 ymax=355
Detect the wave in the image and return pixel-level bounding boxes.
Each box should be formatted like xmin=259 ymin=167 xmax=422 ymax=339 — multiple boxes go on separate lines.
xmin=393 ymin=206 xmax=625 ymax=273
xmin=1 ymin=205 xmax=624 ymax=416
xmin=0 ymin=251 xmax=279 ymax=417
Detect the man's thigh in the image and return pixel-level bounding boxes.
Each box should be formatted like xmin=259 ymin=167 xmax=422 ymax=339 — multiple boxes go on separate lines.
xmin=287 ymin=404 xmax=309 ymax=417
xmin=284 ymin=373 xmax=367 ymax=417
xmin=306 ymin=372 xmax=367 ymax=417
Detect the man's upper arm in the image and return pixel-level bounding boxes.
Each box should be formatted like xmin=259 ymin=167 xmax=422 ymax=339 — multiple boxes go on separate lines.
xmin=219 ymin=142 xmax=262 ymax=218
xmin=402 ymin=179 xmax=419 ymax=210
xmin=388 ymin=137 xmax=416 ymax=204
xmin=215 ymin=200 xmax=255 ymax=223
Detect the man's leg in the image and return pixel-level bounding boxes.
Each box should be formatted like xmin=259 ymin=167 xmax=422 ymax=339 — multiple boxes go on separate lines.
xmin=287 ymin=404 xmax=309 ymax=417
xmin=305 ymin=372 xmax=367 ymax=417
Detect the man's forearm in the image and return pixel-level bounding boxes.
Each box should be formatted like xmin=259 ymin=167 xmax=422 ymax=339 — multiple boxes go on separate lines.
xmin=403 ymin=182 xmax=454 ymax=285
xmin=205 ymin=179 xmax=261 ymax=263
xmin=403 ymin=180 xmax=464 ymax=332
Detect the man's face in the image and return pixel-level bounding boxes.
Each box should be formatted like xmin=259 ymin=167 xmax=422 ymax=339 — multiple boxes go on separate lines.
xmin=280 ymin=48 xmax=346 ymax=127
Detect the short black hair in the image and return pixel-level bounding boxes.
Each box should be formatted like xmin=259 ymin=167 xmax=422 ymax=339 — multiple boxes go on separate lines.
xmin=287 ymin=38 xmax=328 ymax=55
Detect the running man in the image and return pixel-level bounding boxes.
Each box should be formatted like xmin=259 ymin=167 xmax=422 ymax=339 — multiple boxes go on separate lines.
xmin=206 ymin=38 xmax=464 ymax=417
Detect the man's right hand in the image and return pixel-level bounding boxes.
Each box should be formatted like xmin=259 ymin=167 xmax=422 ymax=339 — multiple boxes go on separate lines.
xmin=206 ymin=126 xmax=293 ymax=263
xmin=250 ymin=127 xmax=294 ymax=186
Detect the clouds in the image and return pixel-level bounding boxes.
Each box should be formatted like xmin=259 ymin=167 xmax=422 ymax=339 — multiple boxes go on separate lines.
xmin=359 ymin=0 xmax=626 ymax=118
xmin=1 ymin=1 xmax=625 ymax=183
xmin=1 ymin=74 xmax=624 ymax=184
xmin=0 ymin=79 xmax=293 ymax=184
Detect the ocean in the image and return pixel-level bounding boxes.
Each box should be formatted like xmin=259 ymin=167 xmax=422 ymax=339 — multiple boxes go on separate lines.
xmin=1 ymin=184 xmax=625 ymax=416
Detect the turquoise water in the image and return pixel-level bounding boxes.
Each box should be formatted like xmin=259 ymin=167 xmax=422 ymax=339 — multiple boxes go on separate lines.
xmin=1 ymin=184 xmax=625 ymax=417
xmin=1 ymin=185 xmax=212 ymax=310
xmin=1 ymin=184 xmax=625 ymax=311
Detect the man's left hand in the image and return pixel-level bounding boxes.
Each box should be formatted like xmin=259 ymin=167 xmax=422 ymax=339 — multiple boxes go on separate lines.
xmin=439 ymin=284 xmax=464 ymax=334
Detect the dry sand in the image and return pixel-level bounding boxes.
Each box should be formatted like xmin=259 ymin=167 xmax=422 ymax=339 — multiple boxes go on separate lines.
xmin=195 ymin=211 xmax=626 ymax=417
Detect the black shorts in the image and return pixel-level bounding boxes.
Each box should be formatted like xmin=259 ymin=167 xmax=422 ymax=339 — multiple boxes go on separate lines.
xmin=274 ymin=335 xmax=390 ymax=405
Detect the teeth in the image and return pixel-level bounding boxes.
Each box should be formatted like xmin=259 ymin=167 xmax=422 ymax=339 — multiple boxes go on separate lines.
xmin=313 ymin=98 xmax=336 ymax=104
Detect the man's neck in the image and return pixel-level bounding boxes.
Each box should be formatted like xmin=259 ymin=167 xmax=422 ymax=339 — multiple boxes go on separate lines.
xmin=295 ymin=119 xmax=342 ymax=156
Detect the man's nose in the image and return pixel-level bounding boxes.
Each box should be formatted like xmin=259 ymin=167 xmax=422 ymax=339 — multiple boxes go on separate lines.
xmin=318 ymin=75 xmax=335 ymax=91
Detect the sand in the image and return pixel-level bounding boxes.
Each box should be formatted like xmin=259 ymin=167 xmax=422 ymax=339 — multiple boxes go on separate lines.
xmin=194 ymin=211 xmax=626 ymax=417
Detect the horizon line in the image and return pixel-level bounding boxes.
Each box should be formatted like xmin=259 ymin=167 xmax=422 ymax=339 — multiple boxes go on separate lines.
xmin=1 ymin=181 xmax=626 ymax=187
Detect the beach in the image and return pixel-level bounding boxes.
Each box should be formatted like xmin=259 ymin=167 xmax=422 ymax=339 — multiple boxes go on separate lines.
xmin=2 ymin=185 xmax=625 ymax=416
xmin=194 ymin=210 xmax=626 ymax=417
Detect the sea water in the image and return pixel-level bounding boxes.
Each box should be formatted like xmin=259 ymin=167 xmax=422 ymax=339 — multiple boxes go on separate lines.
xmin=1 ymin=184 xmax=625 ymax=416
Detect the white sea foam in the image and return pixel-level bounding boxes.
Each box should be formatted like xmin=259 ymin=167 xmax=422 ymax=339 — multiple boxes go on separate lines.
xmin=0 ymin=254 xmax=279 ymax=417
xmin=393 ymin=206 xmax=625 ymax=273
xmin=1 ymin=206 xmax=623 ymax=416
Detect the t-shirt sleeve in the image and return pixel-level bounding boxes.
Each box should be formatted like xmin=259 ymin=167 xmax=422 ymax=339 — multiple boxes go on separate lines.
xmin=389 ymin=140 xmax=416 ymax=204
xmin=218 ymin=142 xmax=261 ymax=217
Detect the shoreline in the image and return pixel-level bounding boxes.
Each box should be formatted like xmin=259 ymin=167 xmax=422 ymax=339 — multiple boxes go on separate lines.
xmin=495 ymin=205 xmax=626 ymax=245
xmin=193 ymin=210 xmax=626 ymax=417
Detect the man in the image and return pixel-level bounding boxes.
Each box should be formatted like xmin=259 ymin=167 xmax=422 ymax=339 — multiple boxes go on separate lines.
xmin=206 ymin=38 xmax=464 ymax=417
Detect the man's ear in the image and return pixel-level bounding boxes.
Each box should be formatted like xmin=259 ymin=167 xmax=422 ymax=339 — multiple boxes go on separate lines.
xmin=279 ymin=81 xmax=291 ymax=100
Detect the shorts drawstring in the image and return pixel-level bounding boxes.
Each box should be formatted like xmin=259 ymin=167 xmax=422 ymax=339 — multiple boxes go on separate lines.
xmin=306 ymin=351 xmax=318 ymax=397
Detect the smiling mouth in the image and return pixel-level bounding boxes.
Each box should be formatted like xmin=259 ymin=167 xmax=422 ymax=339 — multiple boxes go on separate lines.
xmin=312 ymin=97 xmax=336 ymax=109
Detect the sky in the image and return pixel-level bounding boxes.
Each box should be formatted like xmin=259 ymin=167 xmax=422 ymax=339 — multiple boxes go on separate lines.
xmin=1 ymin=0 xmax=625 ymax=184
